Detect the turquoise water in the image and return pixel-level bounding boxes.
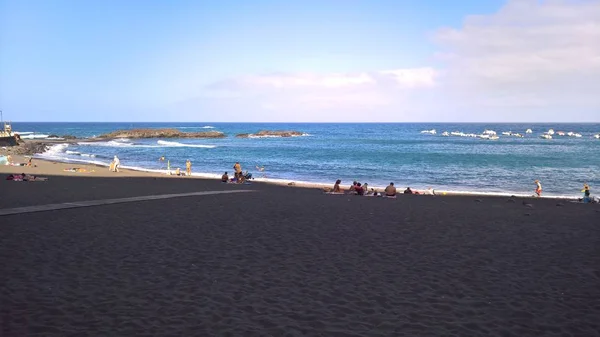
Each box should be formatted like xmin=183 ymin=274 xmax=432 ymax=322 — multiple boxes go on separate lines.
xmin=12 ymin=122 xmax=600 ymax=197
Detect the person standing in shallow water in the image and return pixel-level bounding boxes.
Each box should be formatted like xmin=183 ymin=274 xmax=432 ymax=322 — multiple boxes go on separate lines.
xmin=186 ymin=160 xmax=192 ymax=176
xmin=534 ymin=180 xmax=542 ymax=197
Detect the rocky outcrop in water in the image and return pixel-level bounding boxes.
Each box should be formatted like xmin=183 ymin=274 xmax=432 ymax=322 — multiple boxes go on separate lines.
xmin=48 ymin=134 xmax=77 ymax=140
xmin=0 ymin=141 xmax=49 ymax=156
xmin=235 ymin=130 xmax=305 ymax=138
xmin=99 ymin=128 xmax=226 ymax=139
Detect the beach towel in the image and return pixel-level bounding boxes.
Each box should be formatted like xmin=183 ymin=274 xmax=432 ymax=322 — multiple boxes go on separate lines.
xmin=64 ymin=168 xmax=91 ymax=173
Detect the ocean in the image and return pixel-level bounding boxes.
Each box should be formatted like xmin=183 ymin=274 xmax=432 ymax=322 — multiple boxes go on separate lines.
xmin=11 ymin=122 xmax=600 ymax=198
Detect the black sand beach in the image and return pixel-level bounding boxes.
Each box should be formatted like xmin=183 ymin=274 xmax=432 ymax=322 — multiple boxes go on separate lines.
xmin=1 ymin=175 xmax=600 ymax=336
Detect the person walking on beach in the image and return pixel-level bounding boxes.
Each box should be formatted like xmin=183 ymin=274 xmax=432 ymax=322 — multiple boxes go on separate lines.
xmin=385 ymin=182 xmax=397 ymax=197
xmin=112 ymin=155 xmax=120 ymax=172
xmin=186 ymin=160 xmax=192 ymax=176
xmin=534 ymin=180 xmax=542 ymax=197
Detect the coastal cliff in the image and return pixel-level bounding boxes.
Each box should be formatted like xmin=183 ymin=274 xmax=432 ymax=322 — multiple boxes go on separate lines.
xmin=99 ymin=128 xmax=226 ymax=139
xmin=235 ymin=130 xmax=305 ymax=138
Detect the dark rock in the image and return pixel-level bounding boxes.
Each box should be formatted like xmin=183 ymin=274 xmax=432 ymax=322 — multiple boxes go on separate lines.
xmin=0 ymin=141 xmax=49 ymax=156
xmin=99 ymin=129 xmax=225 ymax=139
xmin=236 ymin=130 xmax=305 ymax=138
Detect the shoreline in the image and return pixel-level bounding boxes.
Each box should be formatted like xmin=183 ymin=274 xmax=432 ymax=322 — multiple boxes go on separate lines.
xmin=1 ymin=152 xmax=581 ymax=200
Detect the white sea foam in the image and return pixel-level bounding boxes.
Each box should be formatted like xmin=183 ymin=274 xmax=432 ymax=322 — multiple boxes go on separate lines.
xmin=77 ymin=140 xmax=153 ymax=148
xmin=13 ymin=131 xmax=35 ymax=135
xmin=43 ymin=143 xmax=69 ymax=155
xmin=156 ymin=140 xmax=217 ymax=148
xmin=173 ymin=126 xmax=216 ymax=129
xmin=19 ymin=134 xmax=50 ymax=139
xmin=77 ymin=140 xmax=216 ymax=149
xmin=66 ymin=149 xmax=97 ymax=158
xmin=247 ymin=133 xmax=311 ymax=138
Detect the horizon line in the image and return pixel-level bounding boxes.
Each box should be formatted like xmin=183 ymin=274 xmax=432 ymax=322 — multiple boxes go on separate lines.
xmin=8 ymin=121 xmax=600 ymax=124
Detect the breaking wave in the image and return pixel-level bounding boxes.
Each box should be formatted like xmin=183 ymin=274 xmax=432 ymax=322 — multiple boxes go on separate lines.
xmin=156 ymin=140 xmax=217 ymax=148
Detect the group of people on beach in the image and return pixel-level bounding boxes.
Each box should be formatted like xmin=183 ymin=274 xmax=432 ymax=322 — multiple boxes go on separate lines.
xmin=104 ymin=155 xmax=596 ymax=203
xmin=221 ymin=162 xmax=252 ymax=184
xmin=110 ymin=156 xmax=193 ymax=176
xmin=157 ymin=156 xmax=193 ymax=176
xmin=6 ymin=173 xmax=47 ymax=181
xmin=1 ymin=155 xmax=35 ymax=167
xmin=326 ymin=180 xmax=434 ymax=197
xmin=534 ymin=179 xmax=595 ymax=203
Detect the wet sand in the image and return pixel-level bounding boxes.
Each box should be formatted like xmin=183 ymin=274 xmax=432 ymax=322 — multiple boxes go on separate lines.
xmin=1 ymin=164 xmax=600 ymax=336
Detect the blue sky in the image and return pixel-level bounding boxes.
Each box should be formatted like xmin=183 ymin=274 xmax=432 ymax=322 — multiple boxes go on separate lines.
xmin=1 ymin=0 xmax=598 ymax=122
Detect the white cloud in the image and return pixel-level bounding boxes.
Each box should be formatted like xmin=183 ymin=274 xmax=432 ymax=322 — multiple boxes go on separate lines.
xmin=194 ymin=0 xmax=600 ymax=121
xmin=433 ymin=0 xmax=600 ymax=118
xmin=209 ymin=67 xmax=438 ymax=91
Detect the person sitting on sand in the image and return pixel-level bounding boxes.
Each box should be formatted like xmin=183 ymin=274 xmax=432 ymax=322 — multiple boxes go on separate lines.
xmin=238 ymin=173 xmax=246 ymax=184
xmin=582 ymin=184 xmax=591 ymax=203
xmin=385 ymin=182 xmax=397 ymax=196
xmin=27 ymin=157 xmax=33 ymax=167
xmin=534 ymin=180 xmax=542 ymax=197
xmin=404 ymin=187 xmax=413 ymax=194
xmin=333 ymin=179 xmax=342 ymax=193
xmin=348 ymin=181 xmax=357 ymax=193
xmin=324 ymin=179 xmax=343 ymax=193
xmin=355 ymin=183 xmax=365 ymax=196
xmin=221 ymin=172 xmax=229 ymax=183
